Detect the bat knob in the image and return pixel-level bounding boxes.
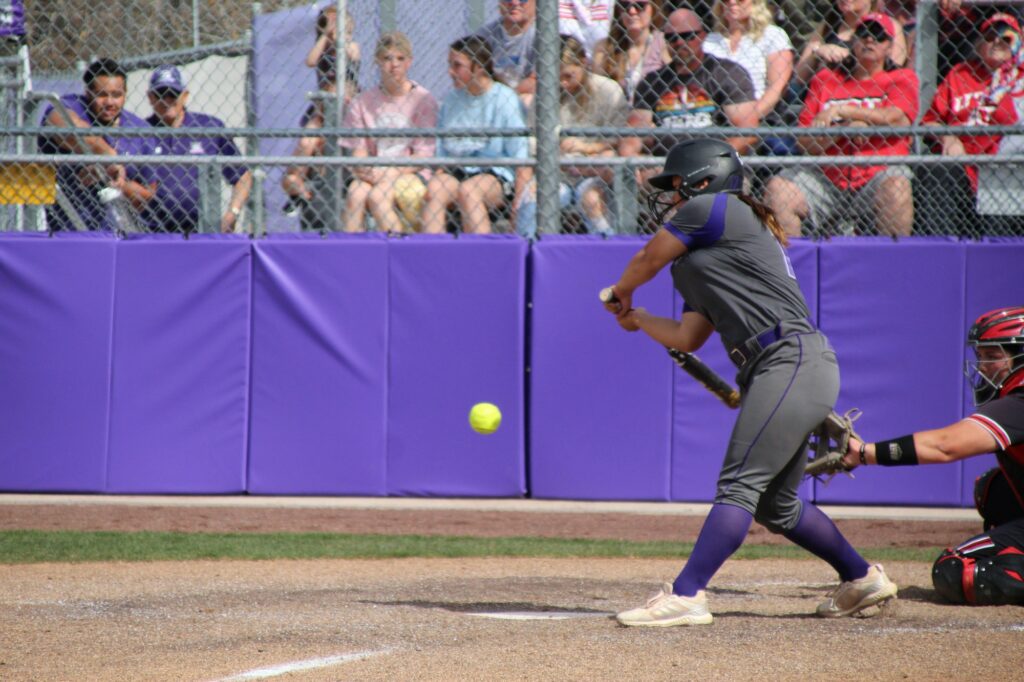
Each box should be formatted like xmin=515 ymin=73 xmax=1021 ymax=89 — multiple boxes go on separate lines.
xmin=599 ymin=286 xmax=618 ymax=304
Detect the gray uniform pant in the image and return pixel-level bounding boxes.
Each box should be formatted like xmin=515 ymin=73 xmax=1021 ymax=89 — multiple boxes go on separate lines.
xmin=715 ymin=331 xmax=839 ymax=533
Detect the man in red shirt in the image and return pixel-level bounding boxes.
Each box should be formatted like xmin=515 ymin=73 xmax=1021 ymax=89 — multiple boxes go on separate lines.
xmin=921 ymin=14 xmax=1021 ymax=235
xmin=763 ymin=13 xmax=919 ymax=237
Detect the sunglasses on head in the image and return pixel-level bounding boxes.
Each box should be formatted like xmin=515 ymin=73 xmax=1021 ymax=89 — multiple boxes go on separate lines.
xmin=665 ymin=30 xmax=702 ymax=43
xmin=619 ymin=1 xmax=649 ymax=13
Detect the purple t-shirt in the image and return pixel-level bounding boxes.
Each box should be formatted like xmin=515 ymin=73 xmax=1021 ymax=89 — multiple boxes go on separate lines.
xmin=144 ymin=110 xmax=248 ymax=232
xmin=39 ymin=93 xmax=155 ymax=231
xmin=0 ymin=0 xmax=25 ymax=37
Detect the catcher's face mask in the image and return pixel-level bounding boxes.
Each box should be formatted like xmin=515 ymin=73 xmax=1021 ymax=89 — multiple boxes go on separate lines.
xmin=964 ymin=344 xmax=1022 ymax=405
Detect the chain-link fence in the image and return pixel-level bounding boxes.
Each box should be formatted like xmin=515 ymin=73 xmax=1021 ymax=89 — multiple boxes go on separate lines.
xmin=2 ymin=0 xmax=1023 ymax=237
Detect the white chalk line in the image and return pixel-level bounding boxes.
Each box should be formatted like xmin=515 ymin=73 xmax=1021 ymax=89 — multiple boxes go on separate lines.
xmin=871 ymin=623 xmax=1024 ymax=635
xmin=211 ymin=649 xmax=389 ymax=681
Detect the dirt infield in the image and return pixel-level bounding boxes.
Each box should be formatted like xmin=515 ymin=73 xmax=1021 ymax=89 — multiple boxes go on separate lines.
xmin=2 ymin=500 xmax=1023 ymax=680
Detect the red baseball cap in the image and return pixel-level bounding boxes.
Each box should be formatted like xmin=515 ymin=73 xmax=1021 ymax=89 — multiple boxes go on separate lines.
xmin=980 ymin=13 xmax=1021 ymax=35
xmin=856 ymin=12 xmax=897 ymax=39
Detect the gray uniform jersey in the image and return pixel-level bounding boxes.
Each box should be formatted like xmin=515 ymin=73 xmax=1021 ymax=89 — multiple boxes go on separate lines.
xmin=663 ymin=192 xmax=835 ymax=531
xmin=666 ymin=193 xmax=809 ymax=352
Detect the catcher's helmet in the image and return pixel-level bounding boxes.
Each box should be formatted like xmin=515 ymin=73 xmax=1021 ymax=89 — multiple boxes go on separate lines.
xmin=964 ymin=306 xmax=1024 ymax=405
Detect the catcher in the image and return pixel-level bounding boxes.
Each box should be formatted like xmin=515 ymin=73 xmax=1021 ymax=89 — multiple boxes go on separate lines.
xmin=815 ymin=307 xmax=1024 ymax=606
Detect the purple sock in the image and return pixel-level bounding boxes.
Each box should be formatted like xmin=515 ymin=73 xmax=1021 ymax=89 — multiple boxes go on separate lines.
xmin=673 ymin=503 xmax=753 ymax=597
xmin=784 ymin=503 xmax=869 ymax=582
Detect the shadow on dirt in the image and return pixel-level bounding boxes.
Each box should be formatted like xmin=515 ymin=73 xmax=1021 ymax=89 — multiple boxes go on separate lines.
xmin=360 ymin=599 xmax=609 ymax=614
xmin=894 ymin=586 xmax=946 ymax=604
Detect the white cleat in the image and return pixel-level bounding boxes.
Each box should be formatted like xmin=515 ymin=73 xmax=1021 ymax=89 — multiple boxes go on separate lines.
xmin=616 ymin=583 xmax=713 ymax=627
xmin=817 ymin=564 xmax=898 ymax=618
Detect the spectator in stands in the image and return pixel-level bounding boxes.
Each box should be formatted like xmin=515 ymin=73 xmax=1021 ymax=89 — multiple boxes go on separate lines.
xmin=558 ymin=0 xmax=612 ymax=59
xmin=768 ymin=0 xmax=821 ymax=54
xmin=279 ymin=87 xmax=346 ymax=231
xmin=342 ymin=32 xmax=438 ymax=234
xmin=143 ymin=66 xmax=252 ymax=234
xmin=306 ymin=4 xmax=360 ymax=100
xmin=280 ymin=45 xmax=361 ymax=232
xmin=703 ymin=0 xmax=794 ymax=125
xmin=476 ymin=0 xmax=537 ymax=106
xmin=881 ymin=0 xmax=967 ymax=67
xmin=38 ymin=58 xmax=155 ymax=231
xmin=593 ymin=0 xmax=670 ymax=104
xmin=922 ymin=14 xmax=1021 ymax=235
xmin=621 ymin=7 xmax=759 ymax=160
xmin=280 ymin=133 xmax=338 ymax=232
xmin=522 ymin=34 xmax=630 ymax=236
xmin=880 ymin=0 xmax=916 ymax=62
xmin=668 ymin=0 xmax=816 ymax=53
xmin=421 ymin=36 xmax=529 ymax=235
xmin=793 ymin=0 xmax=906 ymax=87
xmin=763 ymin=13 xmax=918 ymax=236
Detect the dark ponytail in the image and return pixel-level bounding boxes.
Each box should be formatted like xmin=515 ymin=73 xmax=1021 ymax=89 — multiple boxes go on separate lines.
xmin=737 ymin=193 xmax=789 ymax=247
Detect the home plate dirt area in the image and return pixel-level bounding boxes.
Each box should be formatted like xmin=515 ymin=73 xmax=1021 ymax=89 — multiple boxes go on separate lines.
xmin=1 ymin=497 xmax=1022 ymax=680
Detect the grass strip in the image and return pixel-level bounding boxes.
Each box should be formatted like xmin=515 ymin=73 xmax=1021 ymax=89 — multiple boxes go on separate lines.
xmin=0 ymin=524 xmax=942 ymax=561
xmin=0 ymin=530 xmax=944 ymax=564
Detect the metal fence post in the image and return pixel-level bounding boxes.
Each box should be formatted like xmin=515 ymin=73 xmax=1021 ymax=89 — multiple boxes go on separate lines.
xmin=533 ymin=0 xmax=560 ymax=236
xmin=613 ymin=164 xmax=639 ymax=235
xmin=247 ymin=5 xmax=262 ymax=237
xmin=199 ymin=162 xmax=222 ymax=232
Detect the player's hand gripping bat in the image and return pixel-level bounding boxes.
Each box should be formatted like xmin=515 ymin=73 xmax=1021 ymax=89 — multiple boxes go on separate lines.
xmin=600 ymin=286 xmax=741 ymax=408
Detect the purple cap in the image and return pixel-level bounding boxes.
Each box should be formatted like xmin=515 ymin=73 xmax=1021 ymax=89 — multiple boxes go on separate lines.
xmin=149 ymin=65 xmax=187 ymax=94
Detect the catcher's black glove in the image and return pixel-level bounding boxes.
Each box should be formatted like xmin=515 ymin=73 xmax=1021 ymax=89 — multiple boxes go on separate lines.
xmin=804 ymin=408 xmax=863 ymax=484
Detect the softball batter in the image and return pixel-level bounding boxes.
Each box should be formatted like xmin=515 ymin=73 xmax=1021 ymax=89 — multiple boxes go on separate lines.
xmin=604 ymin=138 xmax=896 ymax=626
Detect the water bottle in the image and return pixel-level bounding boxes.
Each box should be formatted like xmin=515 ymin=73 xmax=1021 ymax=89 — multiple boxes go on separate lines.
xmin=97 ymin=186 xmax=141 ymax=233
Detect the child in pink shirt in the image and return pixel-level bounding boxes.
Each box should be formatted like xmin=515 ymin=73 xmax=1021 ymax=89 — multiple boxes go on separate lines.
xmin=343 ymin=32 xmax=438 ymax=233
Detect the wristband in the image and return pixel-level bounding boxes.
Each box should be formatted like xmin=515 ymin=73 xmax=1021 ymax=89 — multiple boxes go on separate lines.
xmin=874 ymin=435 xmax=918 ymax=466
xmin=858 ymin=442 xmax=867 ymax=466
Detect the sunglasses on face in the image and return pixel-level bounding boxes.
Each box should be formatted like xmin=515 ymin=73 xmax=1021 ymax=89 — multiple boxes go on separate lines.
xmin=854 ymin=25 xmax=890 ymax=42
xmin=619 ymin=1 xmax=649 ymax=13
xmin=151 ymin=88 xmax=181 ymax=101
xmin=984 ymin=27 xmax=1018 ymax=44
xmin=665 ymin=30 xmax=702 ymax=43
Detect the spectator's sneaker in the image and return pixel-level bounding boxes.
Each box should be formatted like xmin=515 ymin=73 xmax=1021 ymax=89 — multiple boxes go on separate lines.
xmin=615 ymin=583 xmax=713 ymax=627
xmin=816 ymin=564 xmax=898 ymax=617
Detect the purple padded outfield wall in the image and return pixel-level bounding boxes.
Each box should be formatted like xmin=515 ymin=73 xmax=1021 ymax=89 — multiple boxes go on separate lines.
xmin=529 ymin=236 xmax=676 ymax=500
xmin=0 ymin=233 xmax=115 ymax=492
xmin=248 ymin=234 xmax=390 ymax=495
xmin=105 ymin=236 xmax=252 ymax=493
xmin=814 ymin=238 xmax=967 ymax=506
xmin=386 ymin=236 xmax=527 ymax=497
xmin=1 ymin=235 xmax=1023 ymax=505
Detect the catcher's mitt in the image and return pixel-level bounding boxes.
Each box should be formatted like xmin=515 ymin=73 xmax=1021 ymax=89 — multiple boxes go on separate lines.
xmin=804 ymin=408 xmax=863 ymax=484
